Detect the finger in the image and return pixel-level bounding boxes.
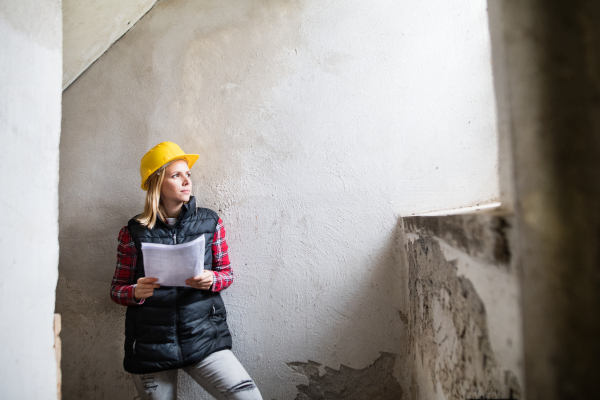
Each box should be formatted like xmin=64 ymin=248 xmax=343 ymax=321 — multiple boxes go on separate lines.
xmin=192 ymin=271 xmax=211 ymax=280
xmin=138 ymin=283 xmax=160 ymax=290
xmin=138 ymin=277 xmax=159 ymax=284
xmin=137 ymin=285 xmax=157 ymax=292
xmin=138 ymin=277 xmax=159 ymax=283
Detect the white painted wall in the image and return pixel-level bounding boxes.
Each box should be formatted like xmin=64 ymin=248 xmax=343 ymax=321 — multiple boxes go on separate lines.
xmin=63 ymin=0 xmax=158 ymax=89
xmin=0 ymin=1 xmax=62 ymax=399
xmin=59 ymin=0 xmax=498 ymax=398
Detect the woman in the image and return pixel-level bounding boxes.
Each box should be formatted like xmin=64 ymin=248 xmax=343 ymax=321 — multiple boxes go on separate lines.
xmin=110 ymin=142 xmax=262 ymax=400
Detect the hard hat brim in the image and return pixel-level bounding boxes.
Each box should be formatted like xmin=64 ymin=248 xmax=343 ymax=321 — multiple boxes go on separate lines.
xmin=141 ymin=153 xmax=199 ymax=191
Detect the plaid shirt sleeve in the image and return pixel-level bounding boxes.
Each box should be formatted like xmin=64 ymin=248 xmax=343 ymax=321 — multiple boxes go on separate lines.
xmin=110 ymin=226 xmax=144 ymax=306
xmin=211 ymin=218 xmax=233 ymax=292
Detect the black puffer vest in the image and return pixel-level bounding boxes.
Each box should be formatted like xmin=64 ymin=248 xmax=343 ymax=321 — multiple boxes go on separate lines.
xmin=123 ymin=197 xmax=232 ymax=374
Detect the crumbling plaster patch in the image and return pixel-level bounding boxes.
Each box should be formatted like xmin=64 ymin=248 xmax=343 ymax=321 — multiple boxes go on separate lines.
xmin=402 ymin=215 xmax=522 ymax=400
xmin=435 ymin=238 xmax=523 ymax=380
xmin=404 ymin=214 xmax=511 ymax=266
xmin=288 ymin=353 xmax=402 ymax=400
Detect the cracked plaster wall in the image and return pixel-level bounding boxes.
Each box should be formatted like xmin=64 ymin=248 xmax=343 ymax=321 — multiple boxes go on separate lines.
xmin=58 ymin=0 xmax=498 ymax=398
xmin=399 ymin=214 xmax=523 ymax=400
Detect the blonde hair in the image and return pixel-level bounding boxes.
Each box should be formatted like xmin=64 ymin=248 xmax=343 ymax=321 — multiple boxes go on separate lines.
xmin=136 ymin=160 xmax=183 ymax=229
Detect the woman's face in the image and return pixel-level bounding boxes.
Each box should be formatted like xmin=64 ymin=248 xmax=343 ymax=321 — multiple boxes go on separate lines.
xmin=160 ymin=159 xmax=192 ymax=204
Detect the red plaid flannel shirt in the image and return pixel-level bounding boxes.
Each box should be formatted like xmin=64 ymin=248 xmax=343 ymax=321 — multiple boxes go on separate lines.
xmin=110 ymin=218 xmax=233 ymax=306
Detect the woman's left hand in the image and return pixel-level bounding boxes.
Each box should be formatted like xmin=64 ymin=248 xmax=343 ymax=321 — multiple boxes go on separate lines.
xmin=186 ymin=270 xmax=214 ymax=290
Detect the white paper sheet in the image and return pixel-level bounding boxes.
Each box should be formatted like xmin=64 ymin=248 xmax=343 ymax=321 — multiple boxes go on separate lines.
xmin=141 ymin=235 xmax=205 ymax=287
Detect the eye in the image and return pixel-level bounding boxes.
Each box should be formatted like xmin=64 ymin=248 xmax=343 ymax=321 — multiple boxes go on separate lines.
xmin=172 ymin=173 xmax=179 ymax=178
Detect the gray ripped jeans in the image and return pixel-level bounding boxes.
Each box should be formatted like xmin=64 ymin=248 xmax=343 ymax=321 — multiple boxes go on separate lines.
xmin=132 ymin=350 xmax=262 ymax=400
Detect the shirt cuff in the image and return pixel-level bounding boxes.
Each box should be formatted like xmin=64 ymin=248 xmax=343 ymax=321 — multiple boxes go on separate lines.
xmin=131 ymin=284 xmax=145 ymax=305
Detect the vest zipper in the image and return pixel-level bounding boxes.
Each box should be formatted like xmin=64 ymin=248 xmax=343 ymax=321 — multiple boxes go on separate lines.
xmin=173 ymin=229 xmax=182 ymax=363
xmin=175 ymin=289 xmax=183 ymax=364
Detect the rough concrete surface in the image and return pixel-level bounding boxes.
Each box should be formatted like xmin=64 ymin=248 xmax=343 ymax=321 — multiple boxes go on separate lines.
xmin=404 ymin=214 xmax=511 ymax=265
xmin=58 ymin=0 xmax=498 ymax=398
xmin=400 ymin=214 xmax=522 ymax=400
xmin=0 ymin=1 xmax=62 ymax=399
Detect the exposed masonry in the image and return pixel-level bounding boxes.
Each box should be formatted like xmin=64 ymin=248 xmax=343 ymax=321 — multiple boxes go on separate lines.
xmin=287 ymin=352 xmax=402 ymax=400
xmin=404 ymin=214 xmax=511 ymax=266
xmin=405 ymin=232 xmax=521 ymax=399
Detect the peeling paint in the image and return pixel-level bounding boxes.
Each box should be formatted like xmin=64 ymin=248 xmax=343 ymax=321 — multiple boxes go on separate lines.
xmin=288 ymin=353 xmax=402 ymax=400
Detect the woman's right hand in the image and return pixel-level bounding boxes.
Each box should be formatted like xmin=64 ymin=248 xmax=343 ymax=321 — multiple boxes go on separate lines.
xmin=134 ymin=277 xmax=161 ymax=301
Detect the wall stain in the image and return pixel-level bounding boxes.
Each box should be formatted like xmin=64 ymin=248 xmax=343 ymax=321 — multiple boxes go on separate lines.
xmin=287 ymin=352 xmax=402 ymax=400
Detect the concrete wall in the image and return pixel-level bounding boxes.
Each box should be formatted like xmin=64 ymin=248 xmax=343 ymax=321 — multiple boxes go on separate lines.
xmin=0 ymin=1 xmax=62 ymax=399
xmin=58 ymin=0 xmax=498 ymax=398
xmin=487 ymin=2 xmax=600 ymax=398
xmin=63 ymin=0 xmax=158 ymax=89
xmin=400 ymin=213 xmax=522 ymax=399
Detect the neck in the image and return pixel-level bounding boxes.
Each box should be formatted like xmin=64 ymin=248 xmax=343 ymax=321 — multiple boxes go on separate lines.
xmin=161 ymin=199 xmax=184 ymax=219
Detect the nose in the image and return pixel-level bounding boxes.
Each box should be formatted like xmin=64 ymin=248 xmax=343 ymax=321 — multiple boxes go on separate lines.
xmin=183 ymin=174 xmax=191 ymax=186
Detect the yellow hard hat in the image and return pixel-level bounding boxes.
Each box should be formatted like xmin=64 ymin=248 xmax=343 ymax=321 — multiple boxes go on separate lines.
xmin=140 ymin=142 xmax=199 ymax=190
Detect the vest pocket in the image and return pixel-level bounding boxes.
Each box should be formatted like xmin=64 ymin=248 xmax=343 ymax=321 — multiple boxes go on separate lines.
xmin=207 ymin=300 xmax=220 ymax=339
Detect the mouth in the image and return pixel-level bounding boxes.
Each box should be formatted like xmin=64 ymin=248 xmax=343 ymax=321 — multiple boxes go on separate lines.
xmin=181 ymin=190 xmax=191 ymax=194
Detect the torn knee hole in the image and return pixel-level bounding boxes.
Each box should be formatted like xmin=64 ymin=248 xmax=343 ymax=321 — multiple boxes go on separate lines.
xmin=141 ymin=375 xmax=158 ymax=393
xmin=224 ymin=379 xmax=257 ymax=394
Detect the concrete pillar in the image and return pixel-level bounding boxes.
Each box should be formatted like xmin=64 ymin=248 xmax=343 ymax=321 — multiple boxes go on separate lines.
xmin=488 ymin=1 xmax=600 ymax=398
xmin=0 ymin=1 xmax=62 ymax=399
